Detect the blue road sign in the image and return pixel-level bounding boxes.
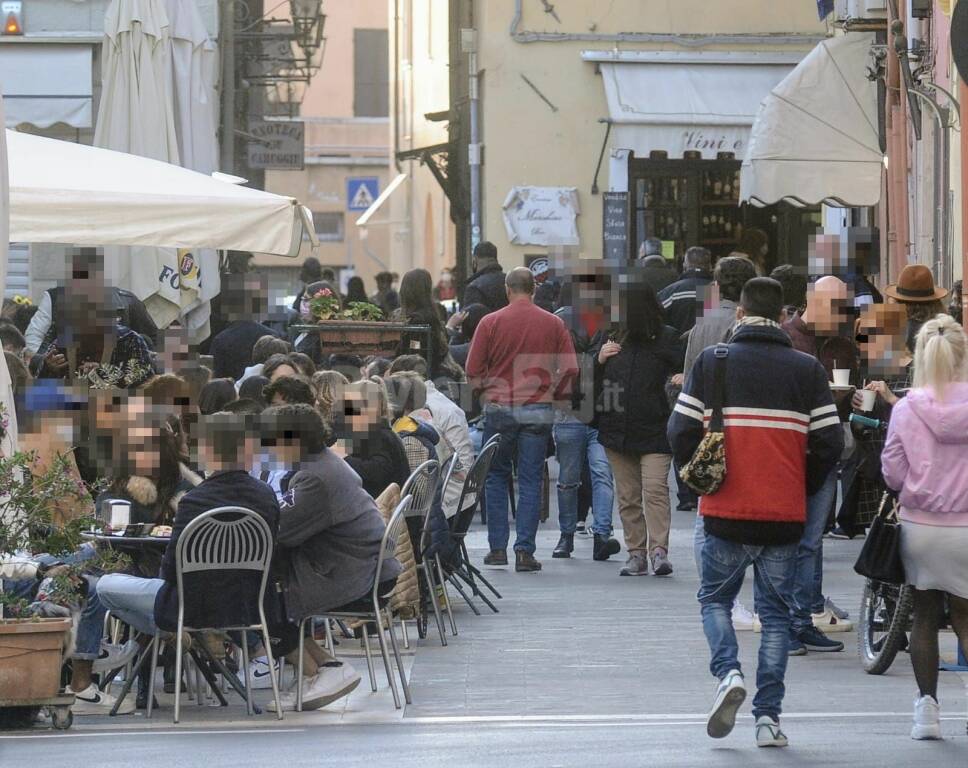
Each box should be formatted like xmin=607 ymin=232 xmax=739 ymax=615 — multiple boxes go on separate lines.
xmin=347 ymin=177 xmax=380 ymax=211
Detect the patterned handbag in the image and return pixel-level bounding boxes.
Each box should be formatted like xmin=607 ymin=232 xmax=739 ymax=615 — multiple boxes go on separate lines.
xmin=679 ymin=344 xmax=728 ymax=495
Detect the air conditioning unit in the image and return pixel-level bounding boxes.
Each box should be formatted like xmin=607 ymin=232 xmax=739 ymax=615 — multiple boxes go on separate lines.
xmin=835 ymin=0 xmax=888 ymax=20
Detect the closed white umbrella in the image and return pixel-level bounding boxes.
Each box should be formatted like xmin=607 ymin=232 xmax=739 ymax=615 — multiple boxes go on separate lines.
xmin=0 ymin=96 xmax=17 ymax=456
xmin=95 ymin=0 xmax=185 ymax=327
xmin=163 ymin=0 xmax=220 ymax=337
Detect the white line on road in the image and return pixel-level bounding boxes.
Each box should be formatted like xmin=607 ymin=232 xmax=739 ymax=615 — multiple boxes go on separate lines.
xmin=1 ymin=710 xmax=963 ymax=739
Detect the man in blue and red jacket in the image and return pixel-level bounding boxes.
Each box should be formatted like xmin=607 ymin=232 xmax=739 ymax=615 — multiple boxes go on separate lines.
xmin=668 ymin=277 xmax=842 ymax=748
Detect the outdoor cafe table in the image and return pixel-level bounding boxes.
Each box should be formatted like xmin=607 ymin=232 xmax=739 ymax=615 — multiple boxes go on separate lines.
xmin=81 ymin=531 xmax=258 ymax=715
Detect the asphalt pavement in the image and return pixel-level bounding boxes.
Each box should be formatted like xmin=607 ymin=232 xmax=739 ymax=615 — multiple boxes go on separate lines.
xmin=2 ymin=489 xmax=967 ymax=766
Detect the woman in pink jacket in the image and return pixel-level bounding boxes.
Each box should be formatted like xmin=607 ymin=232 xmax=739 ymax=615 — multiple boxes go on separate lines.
xmin=882 ymin=313 xmax=968 ymax=741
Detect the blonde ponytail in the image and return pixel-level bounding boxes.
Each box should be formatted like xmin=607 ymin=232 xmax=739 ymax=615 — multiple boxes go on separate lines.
xmin=912 ymin=314 xmax=968 ymax=398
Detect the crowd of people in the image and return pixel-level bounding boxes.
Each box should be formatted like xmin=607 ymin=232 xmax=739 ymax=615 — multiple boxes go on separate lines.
xmin=2 ymin=237 xmax=967 ymax=747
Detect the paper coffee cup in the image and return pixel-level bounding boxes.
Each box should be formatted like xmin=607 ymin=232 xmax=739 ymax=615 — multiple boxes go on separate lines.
xmin=832 ymin=369 xmax=850 ymax=387
xmin=860 ymin=389 xmax=877 ymax=412
xmin=108 ymin=499 xmax=131 ymax=530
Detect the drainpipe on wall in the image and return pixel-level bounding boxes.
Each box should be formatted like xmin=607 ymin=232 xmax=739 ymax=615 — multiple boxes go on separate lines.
xmin=463 ymin=27 xmax=482 ymax=250
xmin=886 ymin=0 xmax=911 ymax=280
xmin=962 ymin=78 xmax=968 ymax=316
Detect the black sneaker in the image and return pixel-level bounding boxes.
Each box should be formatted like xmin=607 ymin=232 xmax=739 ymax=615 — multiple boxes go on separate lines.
xmin=592 ymin=534 xmax=621 ymax=561
xmin=552 ymin=534 xmax=574 ymax=559
xmin=797 ymin=626 xmax=844 ymax=653
xmin=515 ymin=550 xmax=542 ymax=572
xmin=483 ymin=550 xmax=508 ymax=566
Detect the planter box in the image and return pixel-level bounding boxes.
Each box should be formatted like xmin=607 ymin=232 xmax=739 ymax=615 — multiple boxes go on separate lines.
xmin=0 ymin=618 xmax=71 ymax=702
xmin=292 ymin=322 xmax=430 ymax=357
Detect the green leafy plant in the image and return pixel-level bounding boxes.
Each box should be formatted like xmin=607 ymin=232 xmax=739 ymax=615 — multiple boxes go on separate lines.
xmin=0 ymin=450 xmax=129 ymax=621
xmin=342 ymin=302 xmax=385 ymax=322
xmin=308 ymin=286 xmax=342 ymax=321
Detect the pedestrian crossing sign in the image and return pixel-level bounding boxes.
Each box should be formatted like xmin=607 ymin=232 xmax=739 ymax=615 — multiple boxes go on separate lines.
xmin=347 ymin=177 xmax=380 ymax=211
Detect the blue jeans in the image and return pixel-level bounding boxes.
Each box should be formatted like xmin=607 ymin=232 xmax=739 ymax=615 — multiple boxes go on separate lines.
xmin=553 ymin=418 xmax=614 ymax=537
xmin=97 ymin=573 xmax=164 ymax=636
xmin=790 ymin=468 xmax=838 ymax=634
xmin=698 ymin=533 xmax=798 ymax=720
xmin=482 ymin=403 xmax=553 ymax=555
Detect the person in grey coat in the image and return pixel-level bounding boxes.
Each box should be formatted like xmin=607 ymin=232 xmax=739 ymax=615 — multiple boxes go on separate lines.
xmin=259 ymin=403 xmax=403 ymax=712
xmin=682 ymin=255 xmax=757 ymax=378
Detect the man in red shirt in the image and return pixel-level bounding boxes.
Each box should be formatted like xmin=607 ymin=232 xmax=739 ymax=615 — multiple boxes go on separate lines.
xmin=466 ymin=267 xmax=578 ymax=572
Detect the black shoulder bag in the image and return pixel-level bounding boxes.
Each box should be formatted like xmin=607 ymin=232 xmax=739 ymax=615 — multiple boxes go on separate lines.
xmin=853 ymin=491 xmax=906 ymax=584
xmin=679 ymin=344 xmax=728 ymax=496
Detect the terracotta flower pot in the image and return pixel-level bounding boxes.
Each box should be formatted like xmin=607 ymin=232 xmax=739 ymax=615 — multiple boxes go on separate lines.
xmin=314 ymin=320 xmax=407 ymax=355
xmin=0 ymin=618 xmax=71 ymax=702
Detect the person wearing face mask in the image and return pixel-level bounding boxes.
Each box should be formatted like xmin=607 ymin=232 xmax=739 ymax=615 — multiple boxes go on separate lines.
xmin=331 ymin=377 xmax=410 ymax=499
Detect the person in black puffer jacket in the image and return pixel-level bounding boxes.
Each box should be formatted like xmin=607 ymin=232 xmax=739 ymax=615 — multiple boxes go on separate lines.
xmin=461 ymin=241 xmax=508 ymax=313
xmin=596 ymin=281 xmax=684 ymax=578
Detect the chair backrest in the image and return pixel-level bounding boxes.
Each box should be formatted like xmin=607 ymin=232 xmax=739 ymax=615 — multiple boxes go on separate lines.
xmin=174 ymin=506 xmax=274 ymax=629
xmin=451 ymin=436 xmax=500 ymax=536
xmin=373 ymin=493 xmax=413 ymax=600
xmin=400 ymin=457 xmax=440 ymax=522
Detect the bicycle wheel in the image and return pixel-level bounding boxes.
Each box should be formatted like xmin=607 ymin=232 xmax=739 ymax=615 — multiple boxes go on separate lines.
xmin=857 ymin=578 xmax=914 ymax=675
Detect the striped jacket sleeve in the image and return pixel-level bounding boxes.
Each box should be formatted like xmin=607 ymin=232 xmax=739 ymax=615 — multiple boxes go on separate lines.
xmin=805 ymin=360 xmax=845 ymax=495
xmin=667 ymin=353 xmax=707 ymax=468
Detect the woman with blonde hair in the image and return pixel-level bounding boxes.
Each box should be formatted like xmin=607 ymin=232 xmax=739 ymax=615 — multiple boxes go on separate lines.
xmin=331 ymin=376 xmax=409 ymax=498
xmin=311 ymin=369 xmax=349 ymax=424
xmin=882 ymin=313 xmax=968 ymax=740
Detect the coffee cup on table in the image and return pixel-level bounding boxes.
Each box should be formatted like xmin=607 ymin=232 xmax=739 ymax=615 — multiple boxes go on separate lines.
xmin=859 ymin=389 xmax=877 ymax=412
xmin=108 ymin=499 xmax=131 ymax=532
xmin=832 ymin=369 xmax=851 ymax=387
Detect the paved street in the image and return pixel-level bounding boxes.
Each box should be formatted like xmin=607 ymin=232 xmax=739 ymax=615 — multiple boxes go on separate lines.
xmin=2 ymin=500 xmax=967 ymax=766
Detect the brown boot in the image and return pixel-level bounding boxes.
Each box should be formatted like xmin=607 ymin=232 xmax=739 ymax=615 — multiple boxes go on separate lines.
xmin=515 ymin=550 xmax=542 ymax=572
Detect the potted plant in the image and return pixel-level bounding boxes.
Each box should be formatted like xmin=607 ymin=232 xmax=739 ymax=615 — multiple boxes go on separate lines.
xmin=0 ymin=448 xmax=125 ymax=718
xmin=297 ymin=288 xmax=419 ymax=355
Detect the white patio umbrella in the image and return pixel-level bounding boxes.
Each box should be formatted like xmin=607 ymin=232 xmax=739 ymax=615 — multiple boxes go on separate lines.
xmin=6 ymin=129 xmax=316 ymax=255
xmin=95 ymin=0 xmax=186 ymax=327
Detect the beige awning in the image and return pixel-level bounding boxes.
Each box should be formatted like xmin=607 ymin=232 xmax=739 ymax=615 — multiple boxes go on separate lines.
xmin=740 ymin=33 xmax=882 ymax=208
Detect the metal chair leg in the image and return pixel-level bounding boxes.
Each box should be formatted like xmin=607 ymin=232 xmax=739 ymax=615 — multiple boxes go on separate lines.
xmin=374 ymin=610 xmax=401 ymax=709
xmin=421 ymin=562 xmax=447 ymax=645
xmin=401 ymin=618 xmax=410 ymax=650
xmin=261 ymin=622 xmax=284 ymax=720
xmin=446 ymin=573 xmax=481 ymax=615
xmin=297 ymin=617 xmax=306 ymax=712
xmin=145 ymin=637 xmax=159 ymax=719
xmin=384 ymin=607 xmax=411 ymax=705
xmin=324 ymin=620 xmax=335 ymax=654
xmin=467 ymin=562 xmax=503 ymax=599
xmin=240 ymin=636 xmax=254 ymax=717
xmin=174 ymin=632 xmax=184 ymax=723
xmin=360 ymin=623 xmax=377 ymax=692
xmin=435 ymin=555 xmax=458 ymax=636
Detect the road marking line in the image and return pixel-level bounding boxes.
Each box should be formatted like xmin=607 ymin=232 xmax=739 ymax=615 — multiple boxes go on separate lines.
xmin=2 ymin=711 xmax=962 ymax=739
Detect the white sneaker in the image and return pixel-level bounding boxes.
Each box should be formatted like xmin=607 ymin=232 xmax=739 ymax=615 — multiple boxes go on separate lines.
xmin=755 ymin=715 xmax=789 ymax=747
xmin=267 ymin=661 xmax=362 ymax=712
xmin=912 ymin=695 xmax=943 ymax=740
xmin=812 ymin=607 xmax=854 ymax=633
xmin=731 ymin=602 xmax=757 ymax=631
xmin=66 ymin=683 xmax=135 ymax=715
xmin=92 ymin=638 xmax=139 ymax=674
xmin=243 ymin=656 xmax=280 ymax=690
xmin=707 ymin=669 xmax=746 ymax=738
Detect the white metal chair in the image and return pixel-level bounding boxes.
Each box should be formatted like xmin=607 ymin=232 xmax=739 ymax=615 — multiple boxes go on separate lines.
xmin=147 ymin=506 xmax=283 ymax=723
xmin=401 ymin=457 xmax=452 ymax=645
xmin=297 ymin=494 xmax=414 ymax=710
